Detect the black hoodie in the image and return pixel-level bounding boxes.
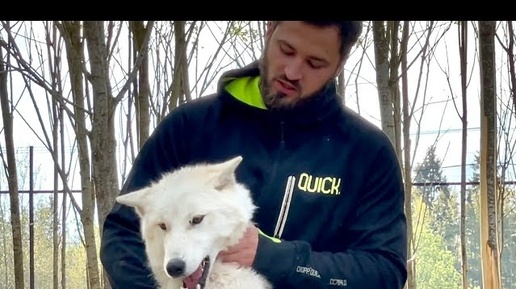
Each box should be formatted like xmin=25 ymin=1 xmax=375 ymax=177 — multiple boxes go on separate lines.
xmin=100 ymin=61 xmax=408 ymax=289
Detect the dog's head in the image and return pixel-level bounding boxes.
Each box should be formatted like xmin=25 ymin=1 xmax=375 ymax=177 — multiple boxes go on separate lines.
xmin=116 ymin=156 xmax=255 ymax=289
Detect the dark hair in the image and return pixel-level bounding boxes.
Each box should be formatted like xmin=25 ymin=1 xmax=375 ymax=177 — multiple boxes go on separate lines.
xmin=273 ymin=21 xmax=363 ymax=61
xmin=305 ymin=21 xmax=362 ymax=60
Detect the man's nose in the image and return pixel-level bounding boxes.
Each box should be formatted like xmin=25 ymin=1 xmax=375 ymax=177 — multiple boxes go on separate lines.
xmin=284 ymin=59 xmax=303 ymax=81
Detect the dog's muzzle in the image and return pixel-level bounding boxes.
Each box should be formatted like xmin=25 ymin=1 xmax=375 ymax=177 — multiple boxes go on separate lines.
xmin=168 ymin=256 xmax=210 ymax=289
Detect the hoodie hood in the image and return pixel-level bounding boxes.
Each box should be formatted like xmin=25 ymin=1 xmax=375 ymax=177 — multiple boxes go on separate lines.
xmin=216 ymin=61 xmax=345 ymax=126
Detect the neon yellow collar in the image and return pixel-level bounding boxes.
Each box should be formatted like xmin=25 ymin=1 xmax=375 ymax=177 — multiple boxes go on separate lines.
xmin=224 ymin=76 xmax=267 ymax=110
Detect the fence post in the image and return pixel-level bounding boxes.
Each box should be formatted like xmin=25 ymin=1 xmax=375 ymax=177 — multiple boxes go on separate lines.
xmin=29 ymin=145 xmax=34 ymax=289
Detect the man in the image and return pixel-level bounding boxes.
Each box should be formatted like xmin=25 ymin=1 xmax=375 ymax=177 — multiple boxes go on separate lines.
xmin=100 ymin=21 xmax=407 ymax=289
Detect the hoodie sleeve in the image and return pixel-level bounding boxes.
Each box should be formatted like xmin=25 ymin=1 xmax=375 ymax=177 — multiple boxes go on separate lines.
xmin=100 ymin=110 xmax=187 ymax=289
xmin=251 ymin=142 xmax=407 ymax=289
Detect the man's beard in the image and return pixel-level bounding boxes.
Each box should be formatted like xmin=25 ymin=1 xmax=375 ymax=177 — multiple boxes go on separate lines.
xmin=258 ymin=52 xmax=331 ymax=111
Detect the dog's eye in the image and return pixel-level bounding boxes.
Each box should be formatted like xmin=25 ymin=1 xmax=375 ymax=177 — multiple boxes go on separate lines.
xmin=190 ymin=215 xmax=205 ymax=225
xmin=158 ymin=223 xmax=167 ymax=230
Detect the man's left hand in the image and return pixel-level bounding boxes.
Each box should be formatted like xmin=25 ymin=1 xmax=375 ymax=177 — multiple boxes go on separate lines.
xmin=217 ymin=224 xmax=259 ymax=267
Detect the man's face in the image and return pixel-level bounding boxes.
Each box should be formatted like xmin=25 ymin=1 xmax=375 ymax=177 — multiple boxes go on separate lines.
xmin=259 ymin=21 xmax=343 ymax=109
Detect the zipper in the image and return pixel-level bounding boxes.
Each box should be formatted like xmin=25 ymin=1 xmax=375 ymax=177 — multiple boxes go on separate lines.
xmin=279 ymin=120 xmax=285 ymax=149
xmin=272 ymin=120 xmax=295 ymax=239
xmin=274 ymin=175 xmax=296 ymax=239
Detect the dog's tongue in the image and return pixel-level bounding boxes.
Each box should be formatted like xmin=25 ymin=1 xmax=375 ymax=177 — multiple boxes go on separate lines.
xmin=182 ymin=266 xmax=203 ymax=289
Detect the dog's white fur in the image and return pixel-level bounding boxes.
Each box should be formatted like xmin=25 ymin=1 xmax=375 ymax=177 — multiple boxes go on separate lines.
xmin=116 ymin=156 xmax=271 ymax=289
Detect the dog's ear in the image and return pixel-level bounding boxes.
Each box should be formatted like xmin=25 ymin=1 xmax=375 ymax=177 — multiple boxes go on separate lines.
xmin=116 ymin=188 xmax=150 ymax=210
xmin=212 ymin=156 xmax=243 ymax=191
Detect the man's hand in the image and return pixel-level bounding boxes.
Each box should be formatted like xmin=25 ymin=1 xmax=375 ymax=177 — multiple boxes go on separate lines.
xmin=218 ymin=224 xmax=259 ymax=267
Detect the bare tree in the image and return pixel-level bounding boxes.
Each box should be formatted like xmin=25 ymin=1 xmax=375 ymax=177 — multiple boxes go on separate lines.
xmin=399 ymin=20 xmax=416 ymax=289
xmin=337 ymin=22 xmax=368 ymax=106
xmin=4 ymin=21 xmax=87 ymax=289
xmin=399 ymin=20 xmax=441 ymax=289
xmin=478 ymin=20 xmax=502 ymax=289
xmin=457 ymin=20 xmax=469 ymax=289
xmin=84 ymin=21 xmax=153 ymax=289
xmin=493 ymin=21 xmax=516 ymax=281
xmin=373 ymin=21 xmax=398 ymax=150
xmin=169 ymin=21 xmax=191 ymax=111
xmin=57 ymin=20 xmax=99 ymax=289
xmin=0 ymin=20 xmax=153 ymax=289
xmin=191 ymin=21 xmax=244 ymax=98
xmin=37 ymin=21 xmax=69 ymax=289
xmin=497 ymin=22 xmax=516 ymax=114
xmin=372 ymin=20 xmax=453 ymax=289
xmin=130 ymin=21 xmax=151 ymax=150
xmin=0 ymin=26 xmax=24 ymax=289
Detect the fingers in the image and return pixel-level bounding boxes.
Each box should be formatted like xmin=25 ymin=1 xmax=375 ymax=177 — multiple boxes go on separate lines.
xmin=218 ymin=250 xmax=244 ymax=264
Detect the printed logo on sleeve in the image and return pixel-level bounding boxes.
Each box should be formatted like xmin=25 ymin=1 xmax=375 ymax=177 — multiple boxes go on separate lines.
xmin=296 ymin=266 xmax=321 ymax=278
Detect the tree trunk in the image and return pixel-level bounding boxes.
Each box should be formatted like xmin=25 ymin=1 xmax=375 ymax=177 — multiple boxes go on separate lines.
xmin=52 ymin=60 xmax=60 ymax=289
xmin=61 ymin=20 xmax=101 ymax=289
xmin=170 ymin=21 xmax=190 ymax=111
xmin=505 ymin=22 xmax=516 ymax=115
xmin=84 ymin=21 xmax=122 ymax=289
xmin=373 ymin=21 xmax=397 ymax=147
xmin=0 ymin=37 xmax=25 ymax=289
xmin=458 ymin=20 xmax=469 ymax=289
xmin=388 ymin=21 xmax=402 ymax=158
xmin=400 ymin=21 xmax=414 ymax=289
xmin=478 ymin=20 xmax=502 ymax=289
xmin=130 ymin=21 xmax=151 ymax=149
xmin=83 ymin=20 xmax=120 ymax=234
xmin=58 ymin=58 xmax=68 ymax=289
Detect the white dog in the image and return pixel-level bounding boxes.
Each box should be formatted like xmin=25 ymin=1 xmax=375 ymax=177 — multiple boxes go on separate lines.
xmin=116 ymin=156 xmax=272 ymax=289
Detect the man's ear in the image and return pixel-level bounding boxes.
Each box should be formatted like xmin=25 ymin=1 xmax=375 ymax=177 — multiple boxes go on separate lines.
xmin=335 ymin=59 xmax=346 ymax=78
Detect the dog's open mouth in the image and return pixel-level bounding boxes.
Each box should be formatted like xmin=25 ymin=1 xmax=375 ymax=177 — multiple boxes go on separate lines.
xmin=182 ymin=256 xmax=211 ymax=289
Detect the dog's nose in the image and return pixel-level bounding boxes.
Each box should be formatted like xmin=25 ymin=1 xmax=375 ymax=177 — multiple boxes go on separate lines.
xmin=166 ymin=258 xmax=186 ymax=277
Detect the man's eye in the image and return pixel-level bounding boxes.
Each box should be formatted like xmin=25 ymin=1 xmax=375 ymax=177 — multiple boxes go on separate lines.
xmin=190 ymin=215 xmax=205 ymax=225
xmin=308 ymin=61 xmax=324 ymax=69
xmin=282 ymin=49 xmax=294 ymax=56
xmin=280 ymin=44 xmax=294 ymax=55
xmin=158 ymin=223 xmax=167 ymax=230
